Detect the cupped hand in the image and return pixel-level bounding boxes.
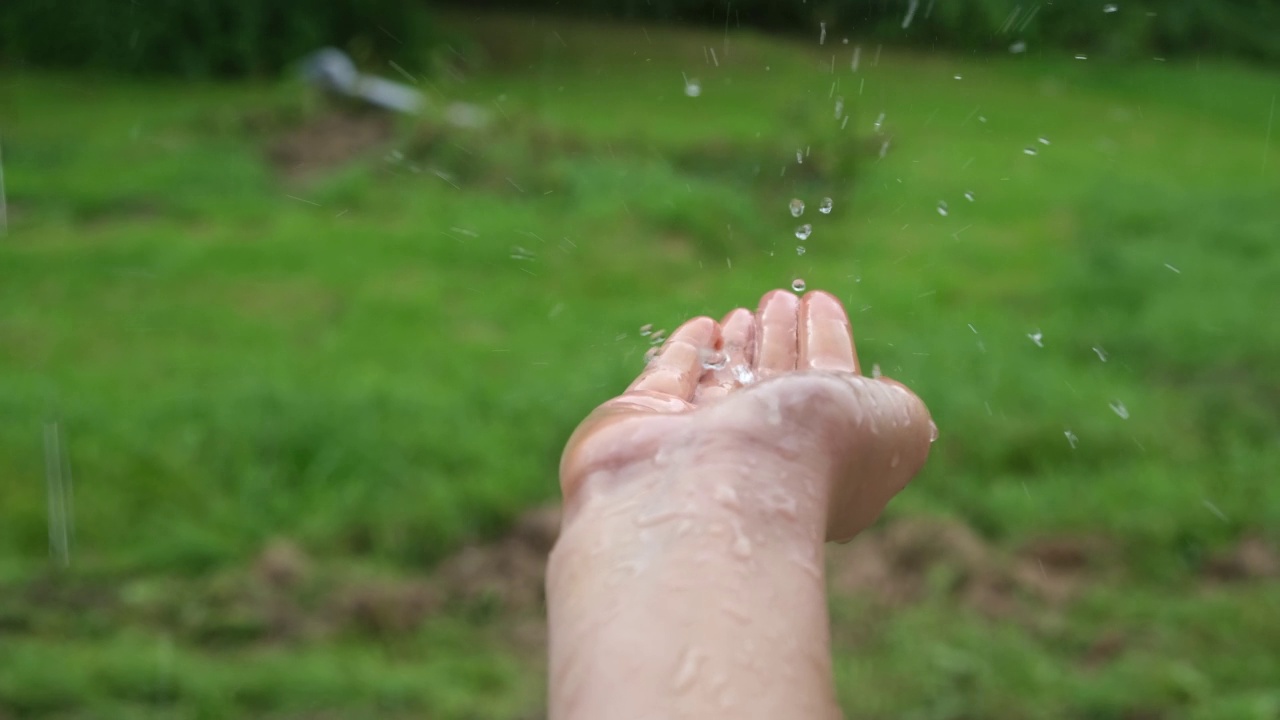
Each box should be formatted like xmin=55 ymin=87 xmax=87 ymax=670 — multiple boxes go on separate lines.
xmin=559 ymin=288 xmax=935 ymax=542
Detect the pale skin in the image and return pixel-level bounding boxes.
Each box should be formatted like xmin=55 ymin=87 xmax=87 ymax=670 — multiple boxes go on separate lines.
xmin=547 ymin=288 xmax=935 ymax=720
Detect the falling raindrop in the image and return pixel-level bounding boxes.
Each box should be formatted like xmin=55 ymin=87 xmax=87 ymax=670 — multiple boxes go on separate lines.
xmin=937 ymin=200 xmax=949 ymax=216
xmin=795 ymin=149 xmax=804 ymax=163
xmin=789 ymin=198 xmax=805 ymax=217
xmin=1109 ymin=401 xmax=1130 ymax=420
xmin=791 ymin=278 xmax=807 ymax=292
xmin=1024 ymin=146 xmax=1039 ymax=156
xmin=684 ymin=78 xmax=702 ymax=97
xmin=1064 ymin=430 xmax=1079 ymax=448
xmin=639 ymin=323 xmax=653 ymax=336
xmin=1092 ymin=346 xmax=1108 ymax=362
xmin=1103 ymin=3 xmax=1118 ymax=12
xmin=1075 ymin=54 xmax=1088 ymax=60
xmin=1028 ymin=331 xmax=1044 ymax=347
xmin=819 ymin=197 xmax=834 ymax=214
xmin=795 ymin=224 xmax=813 ymax=241
xmin=1010 ymin=40 xmax=1027 ymax=53
xmin=819 ymin=21 xmax=827 ymax=45
xmin=1038 ymin=136 xmax=1051 ymax=145
xmin=873 ymin=112 xmax=885 ymax=132
xmin=796 ymin=245 xmax=806 ymax=256
xmin=954 ymin=74 xmax=963 ymax=80
xmin=834 ymin=97 xmax=845 ymax=119
xmin=964 ymin=190 xmax=975 ymax=202
xmin=650 ymin=329 xmax=667 ymax=345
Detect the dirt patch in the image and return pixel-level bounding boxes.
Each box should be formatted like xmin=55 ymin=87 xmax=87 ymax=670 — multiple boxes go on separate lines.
xmin=826 ymin=517 xmax=1110 ymax=617
xmin=1201 ymin=535 xmax=1279 ymax=582
xmin=265 ymin=111 xmax=395 ymax=181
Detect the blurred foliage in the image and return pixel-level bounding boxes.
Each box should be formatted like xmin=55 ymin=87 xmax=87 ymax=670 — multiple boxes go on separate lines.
xmin=0 ymin=0 xmax=435 ymax=77
xmin=461 ymin=0 xmax=1280 ymax=63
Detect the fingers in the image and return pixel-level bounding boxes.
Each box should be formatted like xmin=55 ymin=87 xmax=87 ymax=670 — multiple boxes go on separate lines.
xmin=754 ymin=290 xmax=799 ymax=379
xmin=799 ymin=290 xmax=860 ymax=374
xmin=695 ymin=308 xmax=754 ymax=402
xmin=628 ymin=316 xmax=718 ymax=402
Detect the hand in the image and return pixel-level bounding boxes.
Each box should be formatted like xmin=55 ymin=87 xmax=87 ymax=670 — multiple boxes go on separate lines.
xmin=559 ymin=288 xmax=935 ymax=542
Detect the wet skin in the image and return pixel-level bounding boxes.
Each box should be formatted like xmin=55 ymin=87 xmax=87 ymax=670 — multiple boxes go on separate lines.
xmin=548 ymin=289 xmax=935 ymax=720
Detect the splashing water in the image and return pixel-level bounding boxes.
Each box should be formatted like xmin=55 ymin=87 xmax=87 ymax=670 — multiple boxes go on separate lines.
xmin=871 ymin=363 xmax=883 ymax=379
xmin=1028 ymin=331 xmax=1044 ymax=347
xmin=1064 ymin=430 xmax=1079 ymax=448
xmin=732 ymin=365 xmax=756 ymax=385
xmin=936 ymin=200 xmax=949 ymax=216
xmin=819 ymin=197 xmax=834 ymax=214
xmin=639 ymin=323 xmax=653 ymax=336
xmin=795 ymin=224 xmax=812 ymax=241
xmin=1109 ymin=401 xmax=1130 ymax=420
xmin=791 ymin=278 xmax=807 ymax=292
xmin=796 ymin=246 xmax=806 ymax=256
xmin=964 ymin=190 xmax=975 ymax=202
xmin=701 ymin=348 xmax=729 ymax=370
xmin=789 ymin=198 xmax=805 ymax=217
xmin=684 ymin=78 xmax=702 ymax=97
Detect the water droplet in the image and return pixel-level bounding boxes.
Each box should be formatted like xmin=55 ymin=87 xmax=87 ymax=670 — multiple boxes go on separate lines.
xmin=789 ymin=198 xmax=805 ymax=217
xmin=1064 ymin=430 xmax=1079 ymax=448
xmin=1038 ymin=136 xmax=1051 ymax=145
xmin=833 ymin=97 xmax=844 ymax=119
xmin=1010 ymin=40 xmax=1027 ymax=54
xmin=954 ymin=74 xmax=963 ymax=80
xmin=1109 ymin=401 xmax=1130 ymax=420
xmin=672 ymin=648 xmax=703 ymax=692
xmin=964 ymin=190 xmax=975 ymax=202
xmin=871 ymin=363 xmax=883 ymax=379
xmin=796 ymin=245 xmax=806 ymax=256
xmin=713 ymin=483 xmax=740 ymax=509
xmin=731 ymin=522 xmax=752 ymax=558
xmin=684 ymin=79 xmax=702 ymax=97
xmin=1103 ymin=3 xmax=1118 ymax=12
xmin=936 ymin=201 xmax=949 ymax=216
xmin=819 ymin=197 xmax=833 ymax=214
xmin=795 ymin=224 xmax=812 ymax=241
xmin=700 ymin=348 xmax=729 ymax=370
xmin=929 ymin=421 xmax=939 ymax=443
xmin=1024 ymin=146 xmax=1039 ymax=156
xmin=819 ymin=21 xmax=827 ymax=45
xmin=1075 ymin=54 xmax=1088 ymax=60
xmin=873 ymin=112 xmax=885 ymax=132
xmin=795 ymin=149 xmax=803 ymax=164
xmin=791 ymin=278 xmax=807 ymax=293
xmin=1092 ymin=346 xmax=1108 ymax=362
xmin=644 ymin=347 xmax=660 ymax=365
xmin=636 ymin=508 xmax=687 ymax=528
xmin=639 ymin=323 xmax=653 ymax=336
xmin=650 ymin=329 xmax=667 ymax=345
xmin=732 ymin=365 xmax=756 ymax=385
xmin=1028 ymin=331 xmax=1044 ymax=347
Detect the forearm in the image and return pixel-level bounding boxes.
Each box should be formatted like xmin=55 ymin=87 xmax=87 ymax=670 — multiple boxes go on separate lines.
xmin=546 ymin=464 xmax=842 ymax=720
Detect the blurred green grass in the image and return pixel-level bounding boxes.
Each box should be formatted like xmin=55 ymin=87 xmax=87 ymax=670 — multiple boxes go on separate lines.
xmin=1 ymin=11 xmax=1278 ymax=719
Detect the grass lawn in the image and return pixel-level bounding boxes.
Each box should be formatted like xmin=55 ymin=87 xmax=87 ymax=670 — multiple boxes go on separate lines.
xmin=1 ymin=10 xmax=1278 ymax=719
